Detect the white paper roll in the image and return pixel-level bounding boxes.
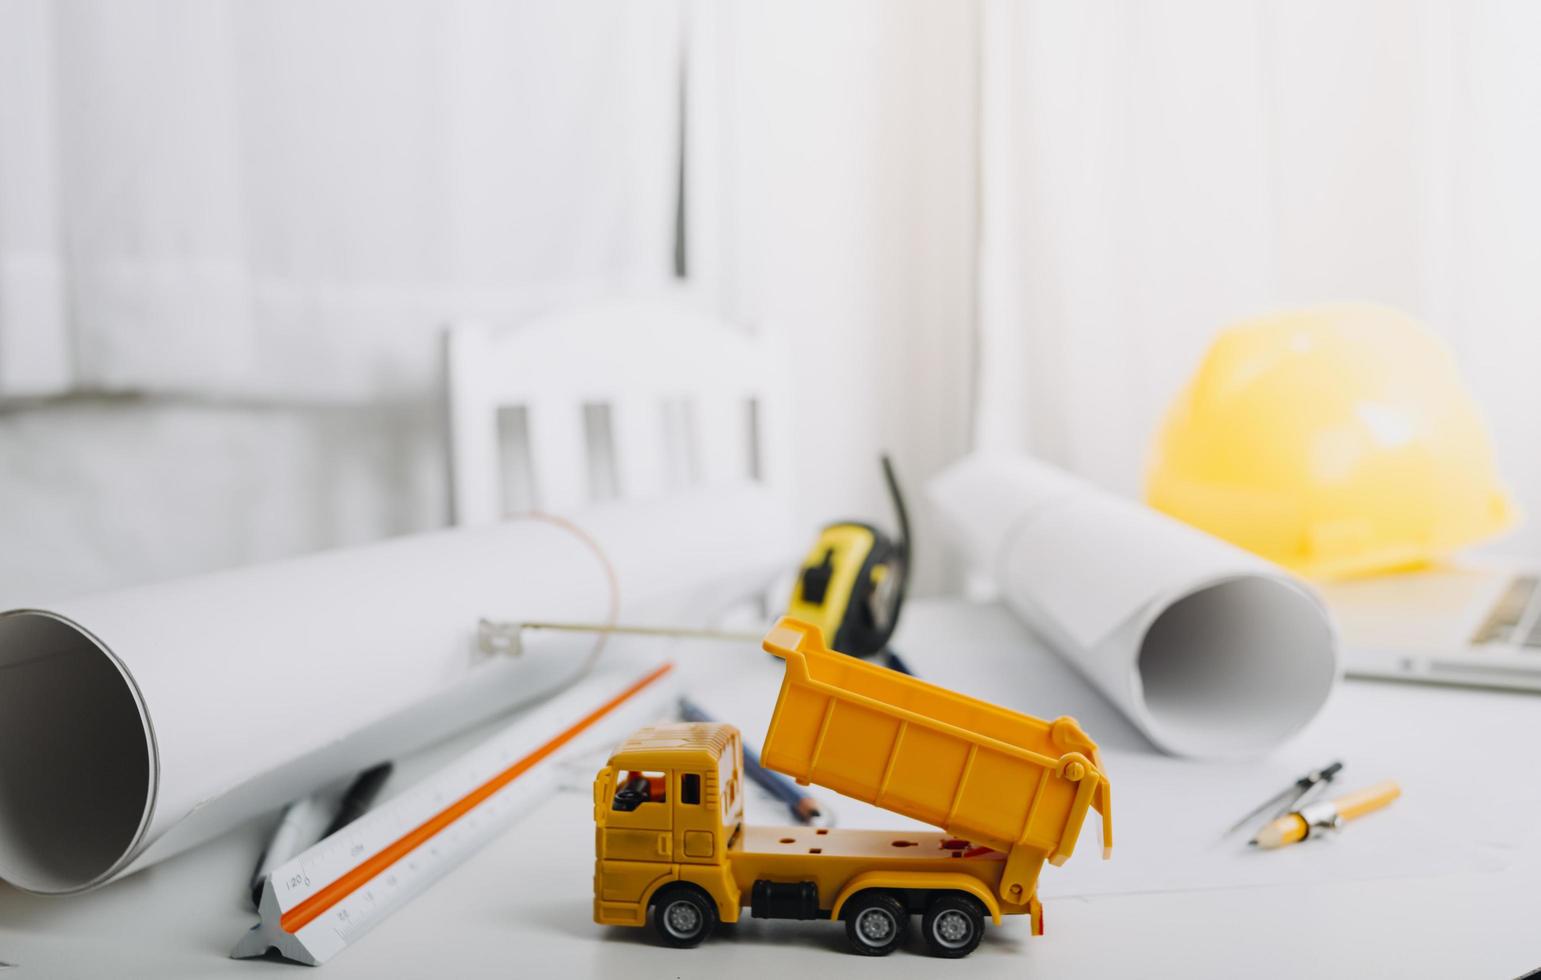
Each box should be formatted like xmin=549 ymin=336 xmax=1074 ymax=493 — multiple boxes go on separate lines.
xmin=928 ymin=454 xmax=1338 ymax=760
xmin=0 ymin=486 xmax=791 ymax=895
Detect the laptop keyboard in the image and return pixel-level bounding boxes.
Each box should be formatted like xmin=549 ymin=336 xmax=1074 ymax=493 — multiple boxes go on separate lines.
xmin=1471 ymin=575 xmax=1541 ymax=647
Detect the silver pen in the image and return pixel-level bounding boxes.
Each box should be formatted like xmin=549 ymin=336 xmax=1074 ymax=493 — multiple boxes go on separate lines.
xmin=1223 ymin=760 xmax=1344 ymax=837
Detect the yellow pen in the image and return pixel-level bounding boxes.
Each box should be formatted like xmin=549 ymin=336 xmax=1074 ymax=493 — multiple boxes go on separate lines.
xmin=1250 ymin=780 xmax=1401 ymax=848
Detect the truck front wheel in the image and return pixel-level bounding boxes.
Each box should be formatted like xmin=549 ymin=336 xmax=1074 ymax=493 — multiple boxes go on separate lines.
xmin=651 ymin=883 xmax=717 ymax=948
xmin=921 ymin=893 xmax=985 ymax=958
xmin=843 ymin=891 xmax=908 ymax=956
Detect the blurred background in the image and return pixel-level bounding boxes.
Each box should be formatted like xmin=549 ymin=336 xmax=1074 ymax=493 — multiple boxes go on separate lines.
xmin=4 ymin=0 xmax=1541 ymax=604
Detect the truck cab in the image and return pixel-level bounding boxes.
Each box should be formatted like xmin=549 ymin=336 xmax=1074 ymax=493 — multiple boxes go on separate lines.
xmin=593 ymin=724 xmax=745 ymax=932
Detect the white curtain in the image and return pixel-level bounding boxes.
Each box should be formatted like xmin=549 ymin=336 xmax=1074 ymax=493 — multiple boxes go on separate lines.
xmin=0 ymin=0 xmax=686 ymax=602
xmin=0 ymin=0 xmax=70 ymax=394
xmin=685 ymin=0 xmax=1541 ymax=578
xmin=975 ymin=0 xmax=1541 ymax=554
xmin=0 ymin=0 xmax=682 ymax=401
xmin=7 ymin=0 xmax=1541 ymax=596
xmin=686 ymin=0 xmax=980 ymax=591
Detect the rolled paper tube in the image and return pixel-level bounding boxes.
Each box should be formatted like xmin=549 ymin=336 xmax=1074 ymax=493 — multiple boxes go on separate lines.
xmin=928 ymin=454 xmax=1338 ymax=760
xmin=0 ymin=485 xmax=791 ymax=894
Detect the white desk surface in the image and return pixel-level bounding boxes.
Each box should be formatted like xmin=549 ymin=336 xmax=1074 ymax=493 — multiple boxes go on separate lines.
xmin=3 ymin=598 xmax=1539 ymax=979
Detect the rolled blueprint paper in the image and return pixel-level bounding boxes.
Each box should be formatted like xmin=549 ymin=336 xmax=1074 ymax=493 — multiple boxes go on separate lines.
xmin=0 ymin=486 xmax=791 ymax=895
xmin=928 ymin=454 xmax=1337 ymax=760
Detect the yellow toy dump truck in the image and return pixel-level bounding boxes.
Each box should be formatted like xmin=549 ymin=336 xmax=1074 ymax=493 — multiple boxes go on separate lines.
xmin=593 ymin=617 xmax=1112 ymax=958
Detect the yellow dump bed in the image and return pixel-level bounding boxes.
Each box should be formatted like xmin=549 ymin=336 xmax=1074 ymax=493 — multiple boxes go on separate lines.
xmin=760 ymin=617 xmax=1112 ymax=905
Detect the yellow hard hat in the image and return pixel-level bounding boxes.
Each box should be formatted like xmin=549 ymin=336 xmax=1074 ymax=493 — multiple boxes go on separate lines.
xmin=1146 ymin=303 xmax=1517 ymax=580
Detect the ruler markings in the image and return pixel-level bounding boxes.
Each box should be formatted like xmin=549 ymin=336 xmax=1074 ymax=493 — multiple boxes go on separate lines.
xmin=278 ymin=661 xmax=674 ymax=935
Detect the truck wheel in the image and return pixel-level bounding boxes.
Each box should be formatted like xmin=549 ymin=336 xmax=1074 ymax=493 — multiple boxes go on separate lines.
xmin=651 ymin=884 xmax=717 ymax=948
xmin=921 ymin=893 xmax=985 ymax=958
xmin=843 ymin=891 xmax=908 ymax=956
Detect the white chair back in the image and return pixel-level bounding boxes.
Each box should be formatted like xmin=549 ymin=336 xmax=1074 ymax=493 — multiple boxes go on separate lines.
xmin=445 ymin=298 xmax=789 ymax=524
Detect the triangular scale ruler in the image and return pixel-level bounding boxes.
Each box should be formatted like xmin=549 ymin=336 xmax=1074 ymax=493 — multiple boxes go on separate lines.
xmin=233 ymin=659 xmax=677 ymax=965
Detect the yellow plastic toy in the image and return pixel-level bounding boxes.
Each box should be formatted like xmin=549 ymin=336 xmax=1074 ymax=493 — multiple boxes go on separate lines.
xmin=592 ymin=617 xmax=1112 ymax=958
xmin=1147 ymin=303 xmax=1516 ymax=580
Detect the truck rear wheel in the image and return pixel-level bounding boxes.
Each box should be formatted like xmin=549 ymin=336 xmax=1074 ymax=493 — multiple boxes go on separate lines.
xmin=921 ymin=893 xmax=985 ymax=958
xmin=651 ymin=883 xmax=717 ymax=948
xmin=843 ymin=891 xmax=908 ymax=956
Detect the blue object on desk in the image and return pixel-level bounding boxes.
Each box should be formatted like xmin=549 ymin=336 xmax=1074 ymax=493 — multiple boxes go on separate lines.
xmin=883 ymin=648 xmax=914 ymax=675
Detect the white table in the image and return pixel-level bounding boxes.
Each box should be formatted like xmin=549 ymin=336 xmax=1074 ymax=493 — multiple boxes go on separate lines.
xmin=3 ymin=599 xmax=1539 ymax=978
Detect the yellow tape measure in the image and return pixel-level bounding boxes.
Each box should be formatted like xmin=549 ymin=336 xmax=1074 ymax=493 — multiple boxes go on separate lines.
xmin=787 ymin=456 xmax=910 ymax=660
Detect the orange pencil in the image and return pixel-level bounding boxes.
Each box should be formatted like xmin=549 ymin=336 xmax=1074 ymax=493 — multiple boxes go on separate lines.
xmin=1251 ymin=780 xmax=1401 ymax=848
